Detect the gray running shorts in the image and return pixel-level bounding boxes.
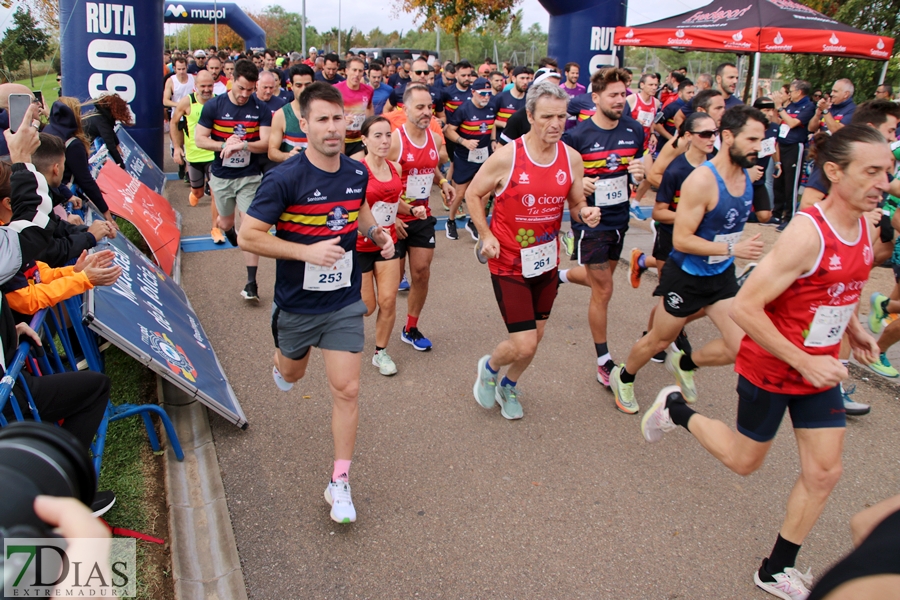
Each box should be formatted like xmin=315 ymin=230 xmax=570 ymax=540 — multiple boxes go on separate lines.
xmin=271 ymin=300 xmax=366 ymax=359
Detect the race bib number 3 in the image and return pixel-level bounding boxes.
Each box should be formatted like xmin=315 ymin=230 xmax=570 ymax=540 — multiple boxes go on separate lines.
xmin=521 ymin=240 xmax=557 ymax=278
xmin=468 ymin=146 xmax=489 ymax=164
xmin=303 ymin=251 xmax=353 ymax=291
xmin=708 ymin=232 xmax=743 ymax=264
xmin=224 ymin=148 xmax=250 ymax=168
xmin=405 ymin=173 xmax=431 ymax=200
xmin=804 ymin=303 xmax=857 ymax=348
xmin=594 ymin=175 xmax=628 ymax=207
xmin=370 ymin=201 xmax=399 ymax=227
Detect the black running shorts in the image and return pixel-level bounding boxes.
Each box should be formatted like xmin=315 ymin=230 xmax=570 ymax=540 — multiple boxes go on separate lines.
xmin=735 ymin=375 xmax=846 ymax=442
xmin=395 ymin=216 xmax=437 ymax=257
xmin=655 ymin=262 xmax=739 ymax=317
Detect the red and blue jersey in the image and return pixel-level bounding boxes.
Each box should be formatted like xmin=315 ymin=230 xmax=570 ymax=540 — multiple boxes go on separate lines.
xmin=567 ymin=92 xmax=596 ymax=123
xmin=448 ymin=99 xmax=496 ymax=159
xmin=197 ymin=93 xmax=265 ymax=179
xmin=246 ymin=153 xmax=367 ymax=314
xmin=491 ymin=90 xmax=525 ymax=129
xmin=442 ymin=86 xmax=473 ymax=118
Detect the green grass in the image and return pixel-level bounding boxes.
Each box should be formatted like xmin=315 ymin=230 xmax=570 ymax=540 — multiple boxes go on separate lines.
xmin=12 ymin=75 xmax=59 ymax=108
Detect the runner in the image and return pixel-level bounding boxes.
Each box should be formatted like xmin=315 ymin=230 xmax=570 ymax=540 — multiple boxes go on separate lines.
xmin=206 ymin=55 xmax=228 ymax=96
xmin=383 ymin=58 xmax=445 ymax=120
xmin=560 ymin=62 xmax=585 ymax=98
xmin=440 ymin=61 xmax=476 ymax=191
xmin=658 ymin=79 xmax=695 ymax=141
xmin=491 ymin=67 xmax=531 ymax=142
xmin=714 ymin=62 xmax=743 ymax=109
xmin=315 ymin=53 xmax=345 ymax=84
xmin=335 ymin=57 xmax=374 ymax=157
xmin=356 ymin=115 xmax=427 ymax=375
xmin=387 ymin=84 xmax=455 ymax=351
xmin=253 ymin=70 xmax=288 ymax=173
xmin=558 ymin=67 xmax=650 ymax=387
xmin=194 ymin=58 xmax=270 ymax=301
xmin=267 ymin=65 xmax=313 ymax=164
xmin=444 ymin=77 xmax=496 ymax=241
xmin=239 ymin=82 xmax=394 ymax=525
xmin=626 ymin=73 xmax=661 ymax=153
xmin=610 ymin=105 xmax=768 ymax=414
xmin=640 ymin=124 xmax=888 ymax=600
xmin=163 ymin=56 xmax=195 ymax=182
xmin=368 ymin=62 xmax=392 ymax=115
xmin=170 ymin=71 xmax=225 ymax=243
xmin=468 ymin=81 xmax=594 ymax=419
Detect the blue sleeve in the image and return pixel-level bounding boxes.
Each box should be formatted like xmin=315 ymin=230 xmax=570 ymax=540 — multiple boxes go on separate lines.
xmin=448 ymin=104 xmax=465 ymax=127
xmin=797 ymin=102 xmax=816 ymax=127
xmin=657 ymin=168 xmax=678 ymax=205
xmin=246 ymin=170 xmax=289 ymax=225
xmin=432 ymin=89 xmax=444 ymax=114
xmin=806 ymin=168 xmax=828 ymax=194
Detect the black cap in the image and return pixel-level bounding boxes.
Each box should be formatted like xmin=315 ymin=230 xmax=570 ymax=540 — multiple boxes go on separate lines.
xmin=512 ymin=66 xmax=529 ymax=77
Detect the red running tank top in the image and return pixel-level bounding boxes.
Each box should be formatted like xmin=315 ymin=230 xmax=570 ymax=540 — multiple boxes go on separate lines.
xmin=735 ymin=204 xmax=873 ymax=394
xmin=630 ymin=94 xmax=657 ymax=150
xmin=397 ymin=124 xmax=439 ymax=223
xmin=357 ymin=159 xmax=402 ymax=253
xmin=489 ymin=137 xmax=573 ymax=277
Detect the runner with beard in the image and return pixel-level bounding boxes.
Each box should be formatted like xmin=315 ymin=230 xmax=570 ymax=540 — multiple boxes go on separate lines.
xmin=609 ymin=106 xmax=767 ymax=414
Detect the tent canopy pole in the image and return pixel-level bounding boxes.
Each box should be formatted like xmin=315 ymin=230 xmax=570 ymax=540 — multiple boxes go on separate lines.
xmin=880 ymin=60 xmax=889 ymax=85
xmin=751 ymin=52 xmax=761 ymax=104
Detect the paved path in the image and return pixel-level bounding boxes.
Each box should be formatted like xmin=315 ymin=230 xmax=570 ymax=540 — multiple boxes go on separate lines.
xmin=164 ymin=160 xmax=900 ymax=599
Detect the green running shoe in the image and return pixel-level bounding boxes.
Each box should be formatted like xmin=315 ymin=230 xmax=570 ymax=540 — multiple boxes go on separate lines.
xmin=665 ymin=349 xmax=698 ymax=403
xmin=610 ymin=365 xmax=639 ymax=414
xmin=869 ymin=293 xmax=888 ymax=334
xmin=868 ymin=352 xmax=899 ymax=378
xmin=473 ymin=355 xmax=498 ymax=409
xmin=560 ymin=230 xmax=575 ymax=258
xmin=495 ymin=382 xmax=523 ymax=420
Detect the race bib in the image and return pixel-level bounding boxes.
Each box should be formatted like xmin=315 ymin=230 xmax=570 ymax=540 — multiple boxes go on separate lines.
xmin=370 ymin=200 xmax=398 ymax=227
xmin=708 ymin=232 xmax=743 ymax=264
xmin=778 ymin=123 xmax=790 ymax=139
xmin=223 ymin=148 xmax=250 ymax=168
xmin=405 ymin=173 xmax=431 ymax=200
xmin=468 ymin=146 xmax=489 ymax=164
xmin=303 ymin=251 xmax=353 ymax=291
xmin=348 ymin=113 xmax=366 ymax=132
xmin=759 ymin=137 xmax=776 ymax=158
xmin=636 ymin=110 xmax=655 ymax=128
xmin=804 ymin=303 xmax=857 ymax=348
xmin=521 ymin=240 xmax=557 ymax=278
xmin=594 ymin=175 xmax=628 ymax=207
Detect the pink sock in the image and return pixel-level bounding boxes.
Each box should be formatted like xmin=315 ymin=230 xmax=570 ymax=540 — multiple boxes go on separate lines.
xmin=332 ymin=459 xmax=351 ymax=483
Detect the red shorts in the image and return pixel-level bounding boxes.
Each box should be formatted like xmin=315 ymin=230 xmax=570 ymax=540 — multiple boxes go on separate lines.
xmin=490 ymin=269 xmax=559 ymax=333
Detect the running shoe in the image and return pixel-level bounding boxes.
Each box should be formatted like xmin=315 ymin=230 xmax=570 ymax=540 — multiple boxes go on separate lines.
xmin=776 ymin=220 xmax=789 ymax=233
xmin=868 ymin=352 xmax=899 ymax=378
xmin=241 ymin=282 xmax=259 ymax=302
xmin=90 ymin=490 xmax=116 ymax=518
xmin=455 ymin=207 xmax=467 ymax=220
xmin=445 ymin=219 xmax=458 ymax=240
xmin=597 ymin=359 xmax=615 ymax=387
xmin=754 ymin=561 xmax=812 ymax=600
xmin=736 ymin=262 xmax=758 ymax=287
xmin=610 ymin=365 xmax=639 ymax=414
xmin=401 ymin=326 xmax=432 ymax=351
xmin=465 ymin=219 xmax=479 ymax=241
xmin=560 ymin=230 xmax=575 ymax=258
xmin=629 ymin=248 xmax=646 ymax=288
xmin=665 ymin=349 xmax=697 ymax=403
xmin=324 ymin=481 xmax=356 ymax=524
xmin=495 ymin=382 xmax=523 ymax=420
xmin=841 ymin=384 xmax=871 ymax=416
xmin=641 ymin=385 xmax=681 ymax=442
xmin=211 ymin=227 xmax=226 ymax=244
xmin=629 ymin=203 xmax=647 ymax=221
xmin=189 ymin=190 xmax=201 ymax=206
xmin=372 ymin=350 xmax=398 ymax=376
xmin=765 ymin=216 xmax=782 ymax=227
xmin=474 ymin=239 xmax=488 ymax=264
xmin=473 ymin=355 xmax=498 ymax=409
xmin=869 ymin=292 xmax=889 ymax=334
xmin=398 ymin=275 xmax=410 ymax=291
xmin=224 ymin=226 xmax=238 ymax=247
xmin=883 ymin=312 xmax=900 ymax=330
xmin=272 ymin=365 xmax=294 ymax=391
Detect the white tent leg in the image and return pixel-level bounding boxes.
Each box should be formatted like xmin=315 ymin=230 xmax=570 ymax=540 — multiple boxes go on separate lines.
xmin=751 ymin=52 xmax=761 ymax=104
xmin=880 ymin=60 xmax=889 ymax=85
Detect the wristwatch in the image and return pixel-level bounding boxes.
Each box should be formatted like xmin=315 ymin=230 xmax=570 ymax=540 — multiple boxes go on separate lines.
xmin=821 ymin=109 xmax=830 ymax=115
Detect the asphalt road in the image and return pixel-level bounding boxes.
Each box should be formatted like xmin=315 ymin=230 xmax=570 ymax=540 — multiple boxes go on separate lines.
xmin=165 ymin=156 xmax=900 ymax=599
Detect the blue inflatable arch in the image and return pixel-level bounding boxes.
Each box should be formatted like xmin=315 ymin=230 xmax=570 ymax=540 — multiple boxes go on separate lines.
xmin=163 ymin=2 xmax=266 ymax=51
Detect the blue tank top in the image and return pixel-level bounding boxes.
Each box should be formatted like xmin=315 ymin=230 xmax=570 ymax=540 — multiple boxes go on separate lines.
xmin=669 ymin=161 xmax=753 ymax=276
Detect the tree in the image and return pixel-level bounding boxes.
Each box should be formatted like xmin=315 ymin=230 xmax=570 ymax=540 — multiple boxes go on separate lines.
xmin=1 ymin=8 xmax=50 ymax=86
xmin=396 ymin=0 xmax=521 ymax=60
xmin=1 ymin=0 xmax=58 ymax=29
xmin=786 ymin=0 xmax=900 ymax=102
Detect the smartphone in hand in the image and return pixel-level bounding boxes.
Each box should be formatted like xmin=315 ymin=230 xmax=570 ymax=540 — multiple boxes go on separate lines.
xmin=9 ymin=93 xmax=32 ymax=133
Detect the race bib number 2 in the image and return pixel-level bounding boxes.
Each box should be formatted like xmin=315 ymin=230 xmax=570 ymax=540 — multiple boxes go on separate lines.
xmin=303 ymin=251 xmax=353 ymax=291
xmin=405 ymin=173 xmax=431 ymax=200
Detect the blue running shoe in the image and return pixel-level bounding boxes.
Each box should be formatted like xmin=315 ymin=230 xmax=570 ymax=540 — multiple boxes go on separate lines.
xmin=630 ymin=203 xmax=647 ymax=221
xmin=401 ymin=326 xmax=432 ymax=351
xmin=398 ymin=275 xmax=410 ymax=291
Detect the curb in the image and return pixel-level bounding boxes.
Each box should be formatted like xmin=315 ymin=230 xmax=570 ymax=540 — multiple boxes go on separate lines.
xmin=159 ymin=377 xmax=248 ymax=599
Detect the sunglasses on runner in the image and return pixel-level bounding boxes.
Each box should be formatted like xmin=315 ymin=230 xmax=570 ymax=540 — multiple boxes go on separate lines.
xmin=474 ymin=90 xmax=492 ymax=96
xmin=690 ymin=129 xmax=718 ymax=139
xmin=413 ymin=70 xmax=429 ymax=75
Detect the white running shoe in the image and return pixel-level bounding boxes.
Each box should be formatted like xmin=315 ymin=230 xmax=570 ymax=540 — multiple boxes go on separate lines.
xmin=372 ymin=349 xmax=398 ymax=376
xmin=754 ymin=566 xmax=813 ymax=600
xmin=641 ymin=386 xmax=680 ymax=442
xmin=324 ymin=481 xmax=357 ymax=524
xmin=272 ymin=366 xmax=293 ymax=391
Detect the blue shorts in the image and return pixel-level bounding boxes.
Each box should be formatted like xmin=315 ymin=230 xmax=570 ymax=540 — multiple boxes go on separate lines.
xmin=736 ymin=375 xmax=846 ymax=442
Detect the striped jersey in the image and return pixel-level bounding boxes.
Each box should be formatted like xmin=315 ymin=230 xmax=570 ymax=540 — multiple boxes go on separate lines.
xmin=448 ymin=100 xmax=495 ymax=159
xmin=567 ymin=93 xmax=596 ymax=123
xmin=246 ymin=153 xmax=367 ymax=314
xmin=442 ymin=86 xmax=473 ymax=118
xmin=197 ymin=93 xmax=265 ymax=179
xmin=491 ymin=90 xmax=526 ymax=129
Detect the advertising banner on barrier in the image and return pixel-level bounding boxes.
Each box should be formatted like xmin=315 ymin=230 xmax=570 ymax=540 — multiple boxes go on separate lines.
xmin=115 ymin=124 xmax=167 ymax=195
xmin=94 ymin=161 xmax=180 ymax=276
xmin=83 ymin=206 xmax=247 ymax=428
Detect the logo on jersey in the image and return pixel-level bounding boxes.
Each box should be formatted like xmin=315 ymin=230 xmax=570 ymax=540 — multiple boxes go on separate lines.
xmin=556 ymin=169 xmax=567 ymax=185
xmin=606 ymin=154 xmax=620 ymax=170
xmin=234 ymin=123 xmax=246 ymax=138
xmin=356 ymin=169 xmax=364 ymax=175
xmin=827 ymin=282 xmax=846 ymax=298
xmin=224 ymin=112 xmax=231 ymax=119
xmin=724 ymin=208 xmax=739 ymax=229
xmin=429 ymin=149 xmax=437 ymax=161
xmin=863 ymin=245 xmax=873 ymax=265
xmin=522 ymin=194 xmax=536 ymax=207
xmin=326 ymin=206 xmax=350 ymax=231
xmin=591 ymin=143 xmax=602 ymax=150
xmin=407 ymin=153 xmax=414 ymax=161
xmin=666 ymin=292 xmax=683 ymax=310
xmin=314 ymin=189 xmax=321 ymax=196
xmin=518 ymin=172 xmax=530 ymax=184
xmin=828 ymin=254 xmax=842 ymax=270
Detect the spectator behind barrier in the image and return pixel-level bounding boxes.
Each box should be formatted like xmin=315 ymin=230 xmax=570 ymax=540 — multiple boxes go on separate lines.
xmin=83 ymin=94 xmax=134 ymax=168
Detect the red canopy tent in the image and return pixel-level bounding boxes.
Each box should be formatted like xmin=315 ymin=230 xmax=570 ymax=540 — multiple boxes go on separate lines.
xmin=614 ymin=0 xmax=894 ymax=101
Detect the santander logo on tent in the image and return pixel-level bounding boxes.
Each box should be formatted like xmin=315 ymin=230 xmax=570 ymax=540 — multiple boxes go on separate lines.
xmin=871 ymin=37 xmax=890 ymax=58
xmin=668 ymin=28 xmax=694 ymax=45
xmin=626 ymin=29 xmax=635 ymax=38
xmin=675 ymin=29 xmax=685 ymax=38
xmin=765 ymin=31 xmax=792 ymax=51
xmin=823 ymin=32 xmax=846 ymax=53
xmin=724 ymin=29 xmax=752 ymax=49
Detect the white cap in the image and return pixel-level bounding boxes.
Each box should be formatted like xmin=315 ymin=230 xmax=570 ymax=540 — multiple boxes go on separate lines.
xmin=533 ymin=68 xmax=561 ymax=85
xmin=309 ymin=47 xmax=317 ymax=54
xmin=193 ymin=49 xmax=207 ymax=58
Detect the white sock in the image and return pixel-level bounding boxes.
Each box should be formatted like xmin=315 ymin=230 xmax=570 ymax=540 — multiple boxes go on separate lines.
xmin=597 ymin=353 xmax=612 ymax=366
xmin=558 ymin=269 xmax=570 ymax=284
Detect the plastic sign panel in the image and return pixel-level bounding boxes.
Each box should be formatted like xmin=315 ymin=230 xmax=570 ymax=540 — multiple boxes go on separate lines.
xmin=83 ymin=206 xmax=247 ymax=428
xmin=115 ymin=124 xmax=167 ymax=195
